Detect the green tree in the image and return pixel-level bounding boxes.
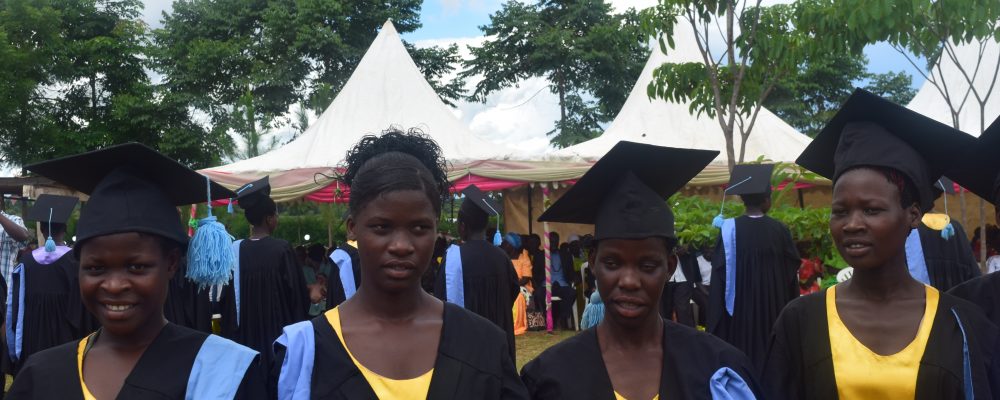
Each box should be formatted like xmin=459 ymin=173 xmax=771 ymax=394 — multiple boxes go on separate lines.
xmin=798 ymin=0 xmax=1000 ymax=271
xmin=640 ymin=1 xmax=832 ymax=171
xmin=0 ymin=0 xmax=227 ymax=169
xmin=764 ymin=51 xmax=917 ymax=137
xmin=462 ymin=0 xmax=649 ymax=148
xmin=153 ymin=0 xmax=466 ymax=144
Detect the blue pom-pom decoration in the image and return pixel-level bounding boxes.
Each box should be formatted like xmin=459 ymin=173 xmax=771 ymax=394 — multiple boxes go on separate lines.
xmin=227 ymin=199 xmax=234 ymax=214
xmin=44 ymin=237 xmax=56 ymax=252
xmin=187 ymin=216 xmax=236 ymax=289
xmin=713 ymin=214 xmax=725 ymax=228
xmin=941 ymin=223 xmax=955 ymax=240
xmin=493 ymin=230 xmax=503 ymax=246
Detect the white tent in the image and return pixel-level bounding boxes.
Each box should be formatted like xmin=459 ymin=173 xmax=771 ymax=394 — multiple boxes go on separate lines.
xmin=552 ymin=24 xmax=811 ymax=164
xmin=213 ymin=20 xmax=514 ymax=174
xmin=906 ymin=38 xmax=1000 ymax=136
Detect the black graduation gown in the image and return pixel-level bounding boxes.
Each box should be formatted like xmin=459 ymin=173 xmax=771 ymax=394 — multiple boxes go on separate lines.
xmin=433 ymin=239 xmax=520 ymax=362
xmin=520 ymin=320 xmax=763 ymax=399
xmin=920 ymin=221 xmax=981 ymax=291
xmin=7 ymin=323 xmax=266 ymax=399
xmin=163 ymin=258 xmax=213 ymax=333
xmin=271 ymin=302 xmax=529 ymax=399
xmin=220 ymin=237 xmax=310 ymax=371
xmin=949 ymin=272 xmax=1000 ymax=323
xmin=7 ymin=251 xmax=96 ymax=374
xmin=763 ymin=288 xmax=1000 ymax=400
xmin=325 ymin=243 xmax=361 ymax=309
xmin=708 ymin=215 xmax=799 ymax=373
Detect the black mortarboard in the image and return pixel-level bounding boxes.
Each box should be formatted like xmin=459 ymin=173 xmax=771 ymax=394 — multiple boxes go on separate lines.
xmin=25 ymin=194 xmax=78 ymax=224
xmin=538 ymin=141 xmax=718 ymax=240
xmin=460 ymin=184 xmax=501 ymax=217
xmin=934 ymin=176 xmax=956 ymax=195
xmin=948 ymin=116 xmax=1000 ymax=205
xmin=236 ymin=176 xmax=271 ymax=211
xmin=26 ymin=143 xmax=236 ymax=246
xmin=795 ymin=89 xmax=977 ymax=211
xmin=726 ymin=164 xmax=775 ymax=195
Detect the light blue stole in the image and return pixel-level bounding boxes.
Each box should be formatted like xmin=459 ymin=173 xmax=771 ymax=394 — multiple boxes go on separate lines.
xmin=444 ymin=244 xmax=464 ymax=307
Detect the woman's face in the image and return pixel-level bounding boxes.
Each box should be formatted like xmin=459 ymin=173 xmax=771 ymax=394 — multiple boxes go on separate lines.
xmin=78 ymin=232 xmax=178 ymax=337
xmin=348 ymin=190 xmax=437 ymax=293
xmin=590 ymin=237 xmax=673 ymax=327
xmin=831 ymin=169 xmax=920 ymax=270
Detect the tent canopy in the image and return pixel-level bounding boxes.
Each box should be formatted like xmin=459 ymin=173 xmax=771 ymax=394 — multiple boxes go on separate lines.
xmin=204 ymin=20 xmax=514 ymax=171
xmin=906 ymin=38 xmax=1000 ymax=136
xmin=551 ymin=23 xmax=811 ymax=165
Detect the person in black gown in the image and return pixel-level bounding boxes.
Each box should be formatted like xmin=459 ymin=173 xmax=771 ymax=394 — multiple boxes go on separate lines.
xmin=162 ymin=256 xmax=213 ymax=333
xmin=434 ymin=184 xmax=520 ymax=362
xmin=221 ymin=176 xmax=310 ymax=372
xmin=707 ymin=163 xmax=800 ymax=373
xmin=904 ymin=176 xmax=980 ymax=291
xmin=6 ymin=195 xmax=96 ymax=374
xmin=8 ymin=143 xmax=265 ymax=399
xmin=948 ymin=116 xmax=1000 ymax=322
xmin=326 ymin=239 xmax=360 ymax=309
xmin=763 ymin=89 xmax=999 ymax=399
xmin=272 ymin=128 xmax=527 ymax=399
xmin=522 ymin=141 xmax=761 ymax=400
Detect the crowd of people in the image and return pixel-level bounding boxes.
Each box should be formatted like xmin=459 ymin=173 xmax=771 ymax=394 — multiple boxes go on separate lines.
xmin=0 ymin=88 xmax=997 ymax=399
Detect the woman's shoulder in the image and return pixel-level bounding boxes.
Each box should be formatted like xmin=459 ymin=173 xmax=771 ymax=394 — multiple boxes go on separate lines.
xmin=521 ymin=328 xmax=598 ymax=378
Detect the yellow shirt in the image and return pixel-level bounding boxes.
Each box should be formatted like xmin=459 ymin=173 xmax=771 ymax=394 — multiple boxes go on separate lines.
xmin=828 ymin=285 xmax=938 ymax=399
xmin=327 ymin=307 xmax=434 ymax=400
xmin=614 ymin=391 xmax=660 ymax=400
xmin=77 ymin=334 xmax=98 ymax=400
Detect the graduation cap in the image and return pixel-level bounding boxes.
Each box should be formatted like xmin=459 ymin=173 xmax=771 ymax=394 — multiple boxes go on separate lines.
xmin=26 ymin=143 xmax=238 ymax=287
xmin=460 ymin=184 xmax=503 ymax=245
xmin=538 ymin=141 xmax=718 ymax=241
xmin=948 ymin=116 xmax=1000 ymax=205
xmin=796 ymin=89 xmax=977 ymax=212
xmin=235 ymin=176 xmax=271 ymax=211
xmin=26 ymin=194 xmax=79 ymax=252
xmin=711 ymin=164 xmax=775 ymax=227
xmin=934 ymin=176 xmax=956 ymax=195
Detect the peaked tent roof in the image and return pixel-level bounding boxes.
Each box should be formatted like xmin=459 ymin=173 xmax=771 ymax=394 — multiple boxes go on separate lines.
xmin=551 ymin=24 xmax=811 ymax=164
xmin=210 ymin=20 xmax=514 ymax=175
xmin=906 ymin=38 xmax=1000 ymax=136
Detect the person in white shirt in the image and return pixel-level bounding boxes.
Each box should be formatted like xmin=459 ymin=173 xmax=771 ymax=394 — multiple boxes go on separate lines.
xmin=0 ymin=198 xmax=30 ymax=283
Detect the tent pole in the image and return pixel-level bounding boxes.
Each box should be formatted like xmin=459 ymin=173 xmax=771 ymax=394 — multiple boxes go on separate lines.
xmin=527 ymin=185 xmax=534 ymax=236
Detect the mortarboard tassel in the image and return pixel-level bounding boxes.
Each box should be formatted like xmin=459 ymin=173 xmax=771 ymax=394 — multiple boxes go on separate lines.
xmin=713 ymin=176 xmax=753 ymax=228
xmin=44 ymin=208 xmax=56 ymax=252
xmin=479 ymin=195 xmax=504 ymax=246
xmin=187 ymin=176 xmax=237 ymax=289
xmin=940 ymin=180 xmax=954 ymax=240
xmin=227 ymin=198 xmax=234 ymax=214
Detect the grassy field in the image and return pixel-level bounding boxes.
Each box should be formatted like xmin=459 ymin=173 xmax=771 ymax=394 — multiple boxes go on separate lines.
xmin=515 ymin=330 xmax=577 ymax=371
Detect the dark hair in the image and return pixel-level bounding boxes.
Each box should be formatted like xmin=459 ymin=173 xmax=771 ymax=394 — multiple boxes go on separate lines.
xmin=341 ymin=128 xmax=450 ymax=216
xmin=587 ymin=236 xmax=677 ymax=256
xmin=307 ymin=243 xmax=326 ymax=263
xmin=41 ymin=223 xmax=67 ymax=238
xmin=740 ymin=193 xmax=770 ymax=208
xmin=458 ymin=207 xmax=488 ymax=233
xmin=76 ymin=232 xmax=184 ymax=259
xmin=839 ymin=166 xmax=917 ymax=209
xmin=244 ymin=197 xmax=277 ymax=226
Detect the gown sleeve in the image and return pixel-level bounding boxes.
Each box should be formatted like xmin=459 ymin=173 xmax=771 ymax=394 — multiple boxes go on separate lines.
xmin=762 ymin=306 xmax=802 ymax=400
xmin=500 ymin=337 xmax=530 ymax=399
xmin=281 ymin=244 xmax=311 ymax=322
xmin=507 ymin=259 xmax=520 ymax=308
xmin=234 ymin=354 xmax=267 ymax=400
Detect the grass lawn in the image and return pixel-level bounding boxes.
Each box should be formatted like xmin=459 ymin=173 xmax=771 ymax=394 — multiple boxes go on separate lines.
xmin=515 ymin=330 xmax=577 ymax=371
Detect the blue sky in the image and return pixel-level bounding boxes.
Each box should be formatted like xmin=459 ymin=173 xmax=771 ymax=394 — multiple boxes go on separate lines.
xmin=134 ymin=0 xmax=929 ymax=156
xmin=404 ymin=0 xmax=927 ymax=87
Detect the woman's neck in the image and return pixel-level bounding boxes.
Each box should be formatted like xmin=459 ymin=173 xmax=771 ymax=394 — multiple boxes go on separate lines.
xmin=249 ymin=226 xmax=270 ymax=239
xmin=96 ymin=317 xmax=168 ymax=353
xmin=598 ymin=313 xmax=663 ymax=350
xmin=353 ymin=284 xmax=430 ymax=321
xmin=844 ymin=251 xmax=923 ymax=301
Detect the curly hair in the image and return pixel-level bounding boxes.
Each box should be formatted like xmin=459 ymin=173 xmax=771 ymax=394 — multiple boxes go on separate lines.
xmin=341 ymin=127 xmax=451 ymax=216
